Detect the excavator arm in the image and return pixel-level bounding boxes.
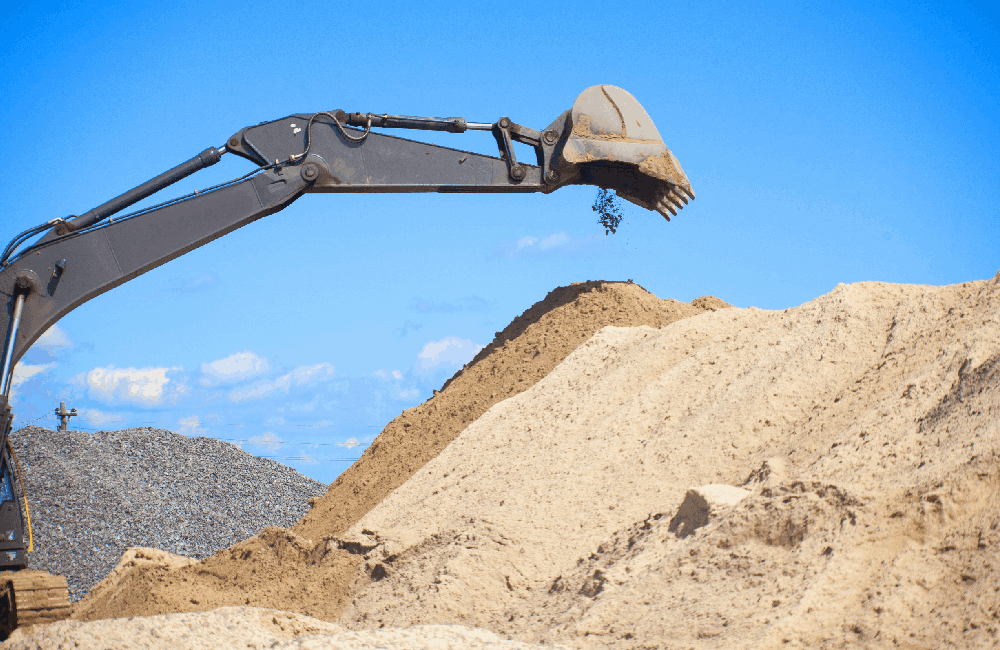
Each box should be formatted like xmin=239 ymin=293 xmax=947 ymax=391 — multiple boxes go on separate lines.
xmin=0 ymin=85 xmax=694 ymax=585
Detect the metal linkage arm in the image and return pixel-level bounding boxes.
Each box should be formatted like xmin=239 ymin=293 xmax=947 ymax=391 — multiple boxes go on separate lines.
xmin=224 ymin=112 xmax=567 ymax=192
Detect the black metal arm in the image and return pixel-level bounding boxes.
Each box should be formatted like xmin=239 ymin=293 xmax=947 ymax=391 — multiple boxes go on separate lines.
xmin=0 ymin=111 xmax=577 ymax=380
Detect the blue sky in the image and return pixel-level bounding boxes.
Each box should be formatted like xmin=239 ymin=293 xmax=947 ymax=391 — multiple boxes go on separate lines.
xmin=2 ymin=1 xmax=997 ymax=483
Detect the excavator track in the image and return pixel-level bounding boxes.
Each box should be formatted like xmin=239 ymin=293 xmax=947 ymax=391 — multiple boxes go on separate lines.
xmin=0 ymin=570 xmax=71 ymax=639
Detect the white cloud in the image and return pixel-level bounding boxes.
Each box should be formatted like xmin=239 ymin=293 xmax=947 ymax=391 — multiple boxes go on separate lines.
xmin=169 ymin=271 xmax=220 ymax=293
xmin=517 ymin=231 xmax=569 ymax=250
xmin=200 ymin=351 xmax=269 ymax=386
xmin=396 ymin=388 xmax=420 ymax=400
xmin=417 ymin=337 xmax=484 ymax=371
xmin=11 ymin=362 xmax=55 ymax=388
xmin=228 ymin=362 xmax=335 ymax=402
xmin=336 ymin=437 xmax=360 ymax=449
xmin=33 ymin=325 xmax=71 ymax=352
xmin=178 ymin=415 xmax=205 ymax=435
xmin=502 ymin=231 xmax=583 ymax=257
xmin=248 ymin=432 xmax=282 ymax=452
xmin=80 ymin=408 xmax=123 ymax=427
xmin=539 ymin=231 xmax=570 ymax=249
xmin=80 ymin=365 xmax=179 ymax=404
xmin=392 ymin=370 xmax=403 ymax=380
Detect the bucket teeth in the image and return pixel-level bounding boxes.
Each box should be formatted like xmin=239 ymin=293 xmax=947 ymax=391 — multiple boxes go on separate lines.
xmin=665 ymin=191 xmax=686 ymax=208
xmin=657 ymin=199 xmax=679 ymax=218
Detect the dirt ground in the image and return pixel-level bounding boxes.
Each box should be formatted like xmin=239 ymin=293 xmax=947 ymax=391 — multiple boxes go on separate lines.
xmin=37 ymin=274 xmax=1000 ymax=649
xmin=70 ymin=281 xmax=726 ymax=624
xmin=5 ymin=606 xmax=571 ymax=649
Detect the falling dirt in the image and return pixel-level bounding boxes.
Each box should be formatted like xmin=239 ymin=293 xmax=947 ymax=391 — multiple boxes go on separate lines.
xmin=70 ymin=281 xmax=726 ymax=626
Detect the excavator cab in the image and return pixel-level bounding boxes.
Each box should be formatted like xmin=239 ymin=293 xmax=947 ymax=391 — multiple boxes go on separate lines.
xmin=0 ymin=450 xmax=26 ymax=569
xmin=0 ymin=401 xmax=25 ymax=571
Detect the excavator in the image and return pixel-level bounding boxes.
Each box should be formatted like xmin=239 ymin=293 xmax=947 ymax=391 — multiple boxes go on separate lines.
xmin=0 ymin=85 xmax=694 ymax=637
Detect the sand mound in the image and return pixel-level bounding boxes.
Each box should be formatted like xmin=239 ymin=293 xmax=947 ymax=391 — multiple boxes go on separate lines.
xmin=337 ymin=276 xmax=1000 ymax=649
xmin=72 ymin=527 xmax=360 ymax=622
xmin=4 ymin=607 xmax=341 ymax=650
xmin=74 ymin=281 xmax=723 ymax=623
xmin=5 ymin=606 xmax=571 ymax=650
xmin=294 ymin=281 xmax=726 ymax=541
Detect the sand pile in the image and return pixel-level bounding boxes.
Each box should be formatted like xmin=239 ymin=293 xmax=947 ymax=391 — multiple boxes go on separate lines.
xmin=71 ymin=281 xmax=726 ymax=623
xmin=336 ymin=276 xmax=999 ymax=649
xmin=5 ymin=607 xmax=571 ymax=649
xmin=294 ymin=281 xmax=727 ymax=541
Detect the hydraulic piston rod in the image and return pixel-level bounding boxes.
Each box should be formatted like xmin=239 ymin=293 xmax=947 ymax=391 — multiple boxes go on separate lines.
xmin=0 ymin=293 xmax=25 ymax=398
xmin=54 ymin=147 xmax=225 ymax=235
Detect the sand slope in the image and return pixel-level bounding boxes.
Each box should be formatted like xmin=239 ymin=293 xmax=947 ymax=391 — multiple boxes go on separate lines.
xmin=294 ymin=281 xmax=726 ymax=541
xmin=73 ymin=281 xmax=725 ymax=623
xmin=339 ymin=276 xmax=1000 ymax=649
xmin=4 ymin=607 xmax=570 ymax=650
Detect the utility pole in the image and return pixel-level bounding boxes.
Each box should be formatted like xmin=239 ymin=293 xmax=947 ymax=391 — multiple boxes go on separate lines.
xmin=54 ymin=402 xmax=77 ymax=432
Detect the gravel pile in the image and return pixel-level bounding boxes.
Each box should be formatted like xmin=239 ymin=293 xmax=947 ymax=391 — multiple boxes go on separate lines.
xmin=9 ymin=426 xmax=327 ymax=600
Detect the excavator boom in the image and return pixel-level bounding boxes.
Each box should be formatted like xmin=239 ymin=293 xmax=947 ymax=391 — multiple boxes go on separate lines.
xmin=0 ymin=85 xmax=693 ymax=635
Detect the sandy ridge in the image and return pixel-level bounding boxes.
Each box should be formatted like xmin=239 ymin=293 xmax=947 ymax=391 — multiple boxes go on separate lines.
xmin=339 ymin=276 xmax=1000 ymax=649
xmin=71 ymin=281 xmax=726 ymax=624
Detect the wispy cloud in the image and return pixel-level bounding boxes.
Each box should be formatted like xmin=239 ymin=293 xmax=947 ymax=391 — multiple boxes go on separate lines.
xmin=416 ymin=337 xmax=483 ymax=372
xmin=200 ymin=351 xmax=270 ymax=386
xmin=336 ymin=437 xmax=360 ymax=449
xmin=228 ymin=362 xmax=336 ymax=402
xmin=169 ymin=271 xmax=220 ymax=293
xmin=394 ymin=320 xmax=423 ymax=337
xmin=499 ymin=230 xmax=592 ymax=257
xmin=248 ymin=432 xmax=282 ymax=452
xmin=77 ymin=365 xmax=180 ymax=405
xmin=178 ymin=415 xmax=206 ymax=435
xmin=80 ymin=408 xmax=123 ymax=427
xmin=410 ymin=296 xmax=490 ymax=313
xmin=12 ymin=362 xmax=56 ymax=389
xmin=33 ymin=325 xmax=71 ymax=353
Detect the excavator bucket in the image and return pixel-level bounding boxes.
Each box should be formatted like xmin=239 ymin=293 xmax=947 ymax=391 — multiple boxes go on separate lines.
xmin=561 ymin=85 xmax=694 ymax=220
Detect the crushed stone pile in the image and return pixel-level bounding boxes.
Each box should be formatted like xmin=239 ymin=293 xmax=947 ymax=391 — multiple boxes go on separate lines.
xmin=337 ymin=275 xmax=1000 ymax=649
xmin=10 ymin=426 xmax=325 ymax=600
xmin=3 ymin=606 xmax=572 ymax=650
xmin=71 ymin=281 xmax=727 ymax=622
